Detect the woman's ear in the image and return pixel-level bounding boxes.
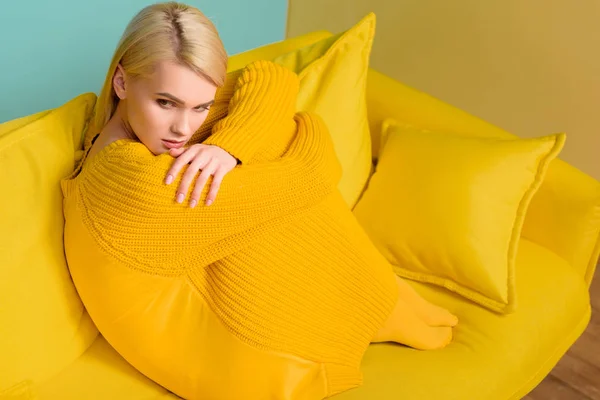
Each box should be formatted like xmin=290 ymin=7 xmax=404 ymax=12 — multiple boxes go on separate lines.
xmin=113 ymin=64 xmax=127 ymax=100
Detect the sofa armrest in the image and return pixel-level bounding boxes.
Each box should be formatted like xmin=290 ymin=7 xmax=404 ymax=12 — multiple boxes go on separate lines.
xmin=521 ymin=161 xmax=600 ymax=285
xmin=365 ymin=67 xmax=600 ymax=286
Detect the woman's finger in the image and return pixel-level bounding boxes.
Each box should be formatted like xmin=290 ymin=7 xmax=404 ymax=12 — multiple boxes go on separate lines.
xmin=168 ymin=147 xmax=185 ymax=157
xmin=205 ymin=168 xmax=226 ymax=206
xmin=189 ymin=160 xmax=218 ymax=208
xmin=176 ymin=153 xmax=209 ymax=204
xmin=165 ymin=147 xmax=197 ymax=185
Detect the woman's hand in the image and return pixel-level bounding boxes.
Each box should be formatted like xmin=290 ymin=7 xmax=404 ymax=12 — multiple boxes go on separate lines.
xmin=165 ymin=144 xmax=238 ymax=208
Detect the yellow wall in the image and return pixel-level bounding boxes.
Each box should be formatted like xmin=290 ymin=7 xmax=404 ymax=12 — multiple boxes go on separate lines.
xmin=287 ymin=0 xmax=600 ymax=180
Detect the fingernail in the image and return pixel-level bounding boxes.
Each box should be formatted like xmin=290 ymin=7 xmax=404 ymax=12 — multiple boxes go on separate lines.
xmin=165 ymin=174 xmax=173 ymax=185
xmin=176 ymin=193 xmax=184 ymax=203
xmin=205 ymin=199 xmax=213 ymax=206
xmin=189 ymin=199 xmax=197 ymax=208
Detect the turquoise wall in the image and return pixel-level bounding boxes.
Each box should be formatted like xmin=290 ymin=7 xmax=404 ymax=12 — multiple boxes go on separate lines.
xmin=0 ymin=1 xmax=288 ymax=123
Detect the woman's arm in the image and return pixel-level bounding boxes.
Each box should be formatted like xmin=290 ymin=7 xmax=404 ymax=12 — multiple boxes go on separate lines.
xmin=191 ymin=60 xmax=300 ymax=165
xmin=73 ymin=112 xmax=341 ymax=270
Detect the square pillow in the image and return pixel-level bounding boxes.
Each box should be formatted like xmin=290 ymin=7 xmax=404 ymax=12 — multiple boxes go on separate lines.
xmin=0 ymin=93 xmax=99 ymax=391
xmin=271 ymin=12 xmax=376 ymax=209
xmin=352 ymin=119 xmax=566 ymax=313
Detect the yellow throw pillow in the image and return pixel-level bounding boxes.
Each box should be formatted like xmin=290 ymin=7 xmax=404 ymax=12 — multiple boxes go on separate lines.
xmin=0 ymin=93 xmax=98 ymax=391
xmin=272 ymin=12 xmax=376 ymax=209
xmin=353 ymin=119 xmax=566 ymax=313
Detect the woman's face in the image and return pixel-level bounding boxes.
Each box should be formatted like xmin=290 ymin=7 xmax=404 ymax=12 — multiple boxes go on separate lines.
xmin=113 ymin=60 xmax=218 ymax=155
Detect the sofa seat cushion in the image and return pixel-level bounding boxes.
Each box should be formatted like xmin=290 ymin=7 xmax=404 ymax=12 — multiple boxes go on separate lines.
xmin=336 ymin=238 xmax=591 ymax=400
xmin=35 ymin=336 xmax=179 ymax=400
xmin=33 ymin=239 xmax=589 ymax=400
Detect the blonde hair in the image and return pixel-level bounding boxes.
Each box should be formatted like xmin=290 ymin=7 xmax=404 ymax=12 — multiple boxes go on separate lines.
xmin=91 ymin=1 xmax=228 ymax=135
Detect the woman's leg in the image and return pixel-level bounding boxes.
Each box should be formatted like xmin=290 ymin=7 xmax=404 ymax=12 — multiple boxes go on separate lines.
xmin=371 ymin=295 xmax=453 ymax=350
xmin=394 ymin=275 xmax=458 ymax=327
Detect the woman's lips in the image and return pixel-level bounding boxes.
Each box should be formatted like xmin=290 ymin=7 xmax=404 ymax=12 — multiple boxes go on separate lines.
xmin=162 ymin=139 xmax=185 ymax=149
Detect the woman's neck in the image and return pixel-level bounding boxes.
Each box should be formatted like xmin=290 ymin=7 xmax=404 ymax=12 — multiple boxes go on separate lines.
xmin=83 ymin=103 xmax=136 ymax=167
xmin=103 ymin=102 xmax=137 ymax=141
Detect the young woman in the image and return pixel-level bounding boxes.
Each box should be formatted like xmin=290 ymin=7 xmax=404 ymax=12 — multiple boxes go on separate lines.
xmin=62 ymin=2 xmax=457 ymax=399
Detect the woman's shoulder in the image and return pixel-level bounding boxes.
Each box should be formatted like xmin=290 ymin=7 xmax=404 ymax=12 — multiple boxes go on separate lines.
xmin=86 ymin=138 xmax=156 ymax=169
xmin=62 ymin=135 xmax=148 ymax=182
xmin=61 ymin=137 xmax=170 ymax=199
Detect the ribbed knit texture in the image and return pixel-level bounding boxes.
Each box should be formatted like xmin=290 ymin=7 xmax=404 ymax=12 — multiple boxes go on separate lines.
xmin=188 ymin=192 xmax=399 ymax=369
xmin=62 ymin=60 xmax=398 ymax=398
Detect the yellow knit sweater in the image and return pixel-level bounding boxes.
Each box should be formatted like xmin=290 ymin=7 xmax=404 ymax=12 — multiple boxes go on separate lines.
xmin=61 ymin=60 xmax=398 ymax=400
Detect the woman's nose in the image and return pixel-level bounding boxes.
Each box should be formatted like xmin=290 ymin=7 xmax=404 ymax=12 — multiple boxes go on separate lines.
xmin=172 ymin=111 xmax=192 ymax=137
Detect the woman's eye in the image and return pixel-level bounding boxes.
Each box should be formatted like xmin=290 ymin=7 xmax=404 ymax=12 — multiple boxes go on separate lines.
xmin=157 ymin=99 xmax=174 ymax=108
xmin=194 ymin=106 xmax=210 ymax=113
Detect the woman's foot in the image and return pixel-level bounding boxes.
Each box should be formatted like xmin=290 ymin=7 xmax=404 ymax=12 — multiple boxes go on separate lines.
xmin=395 ymin=275 xmax=458 ymax=327
xmin=372 ymin=295 xmax=453 ymax=350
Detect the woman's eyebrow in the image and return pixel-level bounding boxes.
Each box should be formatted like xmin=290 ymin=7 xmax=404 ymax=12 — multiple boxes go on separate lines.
xmin=155 ymin=92 xmax=214 ymax=108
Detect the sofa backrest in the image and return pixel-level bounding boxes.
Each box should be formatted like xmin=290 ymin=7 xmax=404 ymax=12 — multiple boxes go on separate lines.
xmin=0 ymin=94 xmax=99 ymax=395
xmin=253 ymin=30 xmax=600 ymax=282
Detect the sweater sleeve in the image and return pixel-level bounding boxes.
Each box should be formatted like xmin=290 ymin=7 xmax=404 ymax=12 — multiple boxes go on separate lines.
xmin=70 ymin=112 xmax=342 ymax=271
xmin=200 ymin=60 xmax=300 ymax=165
xmin=186 ymin=68 xmax=241 ymax=146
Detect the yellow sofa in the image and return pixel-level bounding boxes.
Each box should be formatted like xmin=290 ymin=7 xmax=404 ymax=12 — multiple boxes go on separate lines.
xmin=1 ymin=30 xmax=599 ymax=400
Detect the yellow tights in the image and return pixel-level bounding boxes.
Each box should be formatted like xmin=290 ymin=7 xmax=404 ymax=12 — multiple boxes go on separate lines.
xmin=371 ymin=276 xmax=458 ymax=350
